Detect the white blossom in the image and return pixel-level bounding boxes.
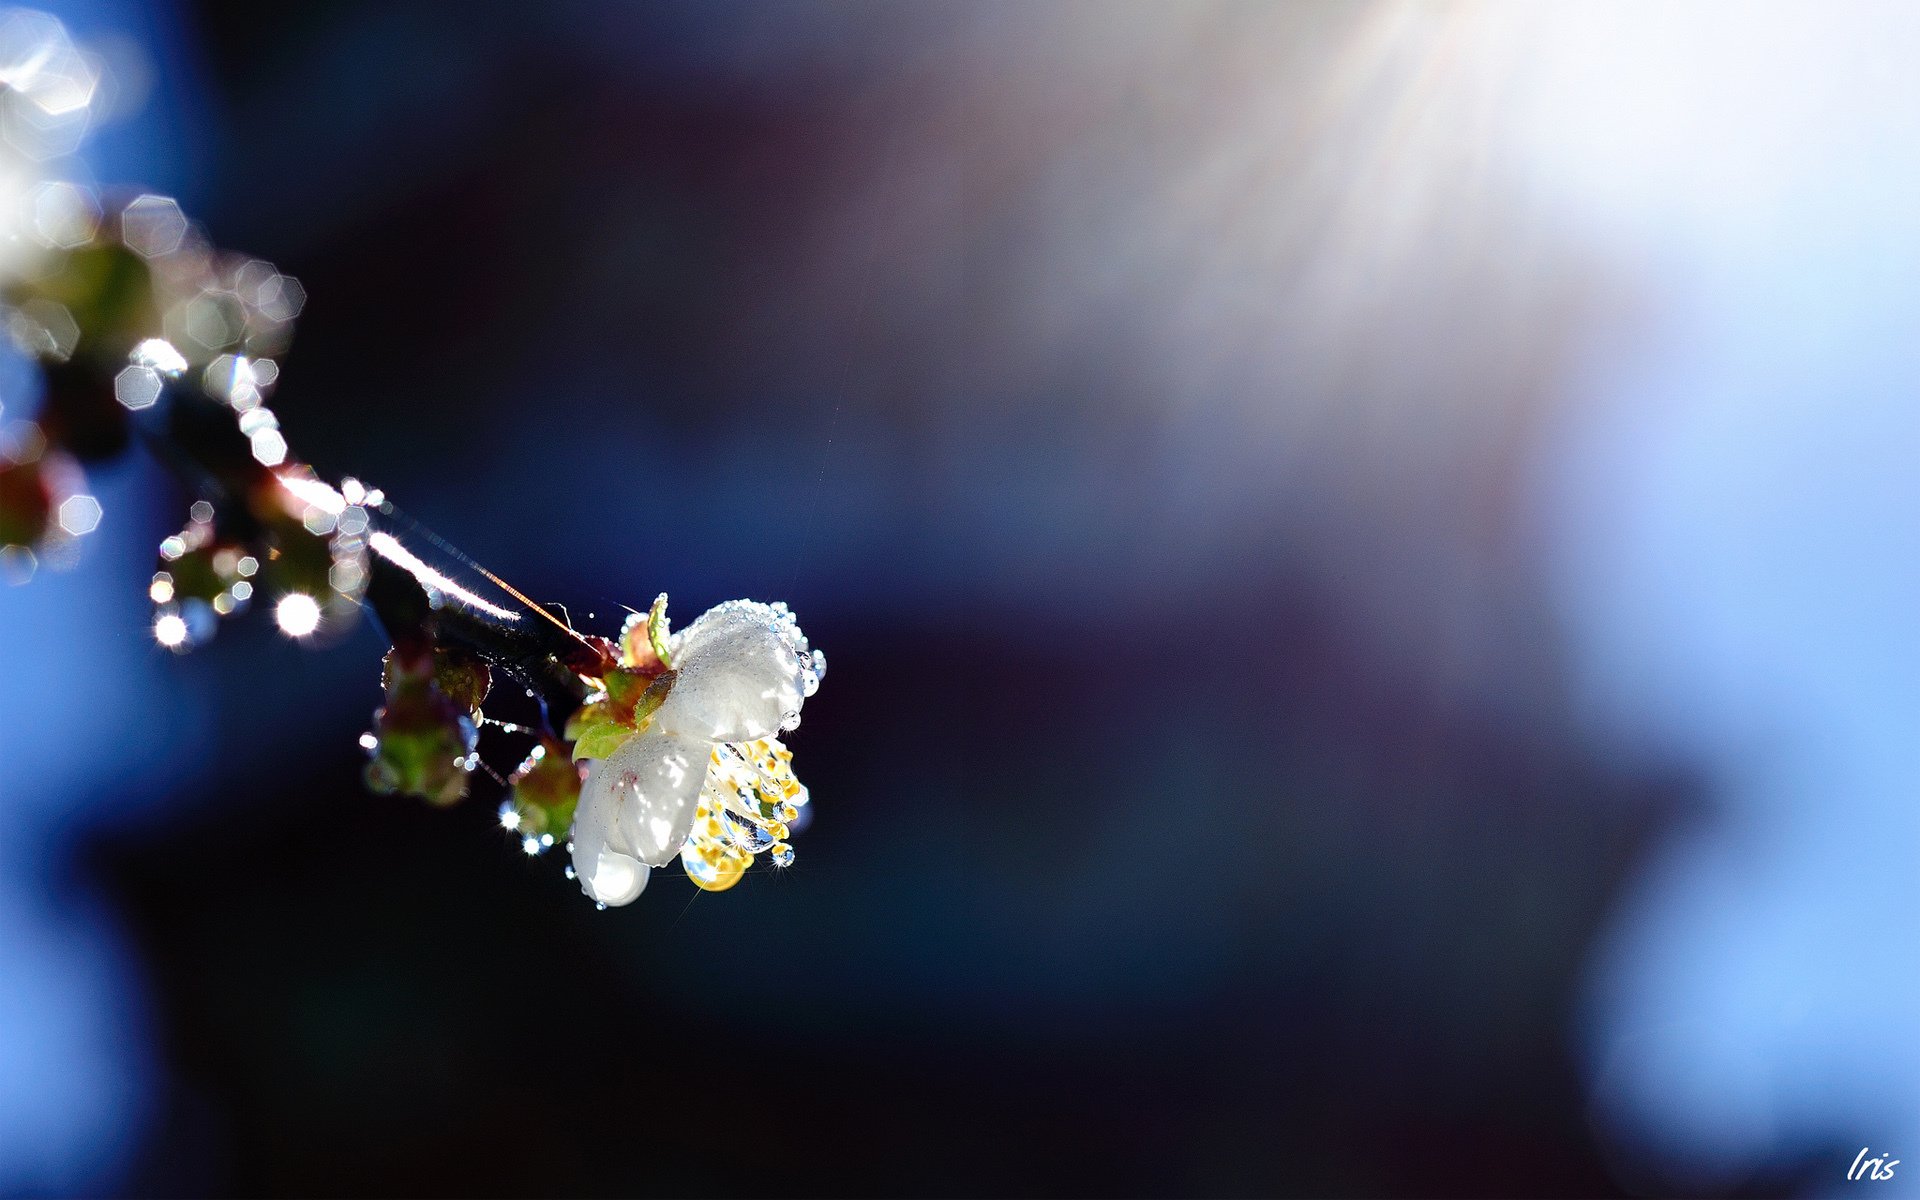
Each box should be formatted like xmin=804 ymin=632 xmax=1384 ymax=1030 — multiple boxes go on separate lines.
xmin=570 ymin=600 xmax=823 ymax=905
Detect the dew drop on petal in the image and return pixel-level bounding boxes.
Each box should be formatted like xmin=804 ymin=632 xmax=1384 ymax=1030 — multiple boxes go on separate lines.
xmin=723 ymin=812 xmax=775 ymax=853
xmin=582 ymin=852 xmax=648 ymax=905
xmin=681 ymin=840 xmax=748 ymax=892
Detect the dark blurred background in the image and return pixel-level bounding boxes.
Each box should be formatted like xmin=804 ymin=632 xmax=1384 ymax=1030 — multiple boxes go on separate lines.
xmin=3 ymin=2 xmax=1917 ymax=1196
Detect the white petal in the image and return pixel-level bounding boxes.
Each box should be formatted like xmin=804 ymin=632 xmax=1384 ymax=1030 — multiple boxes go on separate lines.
xmin=568 ymin=783 xmax=652 ymax=906
xmin=584 ymin=729 xmax=709 ymax=867
xmin=656 ymin=600 xmax=820 ymax=742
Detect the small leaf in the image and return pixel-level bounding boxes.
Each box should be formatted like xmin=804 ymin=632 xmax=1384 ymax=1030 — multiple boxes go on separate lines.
xmin=571 ymin=721 xmax=635 ymax=762
xmin=617 ymin=611 xmax=654 ymax=671
xmin=633 ymin=671 xmax=674 ymax=726
xmin=563 ymin=699 xmax=612 ymax=741
xmin=647 ymin=592 xmax=672 ymax=667
xmin=601 ymin=667 xmax=653 ymax=720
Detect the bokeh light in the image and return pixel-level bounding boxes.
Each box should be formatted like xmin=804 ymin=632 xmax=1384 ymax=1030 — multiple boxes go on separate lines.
xmin=272 ymin=590 xmax=320 ymax=637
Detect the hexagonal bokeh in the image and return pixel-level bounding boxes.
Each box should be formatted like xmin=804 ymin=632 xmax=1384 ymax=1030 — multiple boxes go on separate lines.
xmin=0 ymin=10 xmax=97 ymax=116
xmin=55 ymin=493 xmax=100 ymax=535
xmin=114 ymin=365 xmax=163 ymax=411
xmin=120 ymin=194 xmax=188 ymax=258
xmin=9 ymin=299 xmax=78 ymax=360
xmin=256 ymin=273 xmax=306 ymax=322
xmin=248 ymin=427 xmax=287 ymax=467
xmin=28 ymin=181 xmax=98 ymax=249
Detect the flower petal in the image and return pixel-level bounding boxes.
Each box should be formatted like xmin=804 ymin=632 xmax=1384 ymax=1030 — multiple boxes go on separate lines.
xmin=656 ymin=600 xmax=823 ymax=742
xmin=568 ymin=786 xmax=651 ymax=906
xmin=584 ymin=728 xmax=709 ymax=867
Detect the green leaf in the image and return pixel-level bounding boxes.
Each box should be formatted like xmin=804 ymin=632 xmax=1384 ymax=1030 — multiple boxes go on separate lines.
xmin=601 ymin=667 xmax=653 ymax=719
xmin=647 ymin=592 xmax=673 ymax=667
xmin=563 ymin=699 xmax=612 ymax=741
xmin=571 ymin=721 xmax=636 ymax=762
xmin=633 ymin=671 xmax=673 ymax=726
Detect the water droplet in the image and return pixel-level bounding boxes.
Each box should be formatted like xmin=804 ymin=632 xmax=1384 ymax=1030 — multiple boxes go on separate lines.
xmin=682 ymin=842 xmax=748 ymax=892
xmin=723 ymin=812 xmax=775 ymax=853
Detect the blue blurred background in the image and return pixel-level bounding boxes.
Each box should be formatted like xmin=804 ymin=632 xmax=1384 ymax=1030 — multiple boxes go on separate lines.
xmin=2 ymin=2 xmax=1916 ymax=1195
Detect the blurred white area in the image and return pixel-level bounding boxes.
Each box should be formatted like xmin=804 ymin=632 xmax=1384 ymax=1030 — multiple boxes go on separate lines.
xmin=844 ymin=0 xmax=1919 ymax=1181
xmin=1499 ymin=1 xmax=1920 ymax=1189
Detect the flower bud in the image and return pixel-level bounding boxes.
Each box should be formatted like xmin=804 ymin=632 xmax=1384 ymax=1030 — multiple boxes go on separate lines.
xmin=505 ymin=736 xmax=582 ymax=838
xmin=364 ymin=649 xmax=478 ymax=806
xmin=381 ymin=644 xmax=491 ymax=716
